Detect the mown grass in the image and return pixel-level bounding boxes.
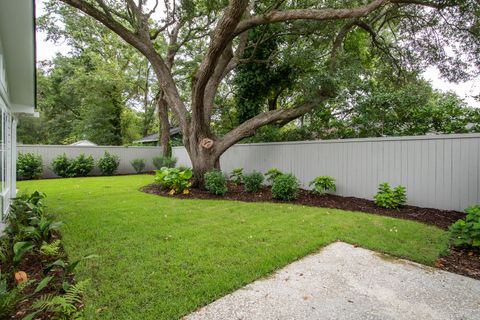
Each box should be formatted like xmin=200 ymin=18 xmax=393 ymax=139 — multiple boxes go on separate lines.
xmin=19 ymin=175 xmax=448 ymax=320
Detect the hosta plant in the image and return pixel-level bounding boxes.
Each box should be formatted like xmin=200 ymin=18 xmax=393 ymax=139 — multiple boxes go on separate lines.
xmin=309 ymin=176 xmax=336 ymax=195
xmin=265 ymin=168 xmax=283 ymax=184
xmin=155 ymin=167 xmax=193 ymax=194
xmin=229 ymin=168 xmax=243 ymax=185
xmin=374 ymin=183 xmax=407 ymax=209
xmin=449 ymin=205 xmax=480 ymax=249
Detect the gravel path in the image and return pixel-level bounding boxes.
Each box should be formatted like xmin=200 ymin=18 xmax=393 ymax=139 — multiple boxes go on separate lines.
xmin=185 ymin=242 xmax=480 ymax=320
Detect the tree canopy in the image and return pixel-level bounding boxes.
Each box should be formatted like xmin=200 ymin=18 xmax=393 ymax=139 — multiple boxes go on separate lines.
xmin=28 ymin=0 xmax=480 ymax=183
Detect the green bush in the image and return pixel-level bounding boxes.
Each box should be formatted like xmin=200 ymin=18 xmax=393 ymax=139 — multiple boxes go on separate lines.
xmin=229 ymin=168 xmax=243 ymax=185
xmin=204 ymin=171 xmax=228 ymax=195
xmin=271 ymin=174 xmax=299 ymax=201
xmin=449 ymin=205 xmax=480 ymax=248
xmin=243 ymin=171 xmax=264 ymax=193
xmin=51 ymin=154 xmax=74 ymax=178
xmin=51 ymin=154 xmax=94 ymax=177
xmin=309 ymin=176 xmax=336 ymax=195
xmin=155 ymin=167 xmax=192 ymax=194
xmin=130 ymin=158 xmax=146 ymax=173
xmin=97 ymin=152 xmax=120 ymax=175
xmin=153 ymin=156 xmax=177 ymax=169
xmin=265 ymin=168 xmax=283 ymax=184
xmin=374 ymin=183 xmax=407 ymax=209
xmin=17 ymin=153 xmax=43 ymax=180
xmin=70 ymin=154 xmax=94 ymax=177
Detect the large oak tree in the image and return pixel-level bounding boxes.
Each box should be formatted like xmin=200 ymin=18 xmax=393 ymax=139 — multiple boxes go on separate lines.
xmin=57 ymin=0 xmax=479 ymax=184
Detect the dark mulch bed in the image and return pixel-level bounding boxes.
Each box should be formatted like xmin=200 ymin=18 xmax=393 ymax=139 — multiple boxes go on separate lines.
xmin=2 ymin=232 xmax=80 ymax=320
xmin=436 ymin=249 xmax=480 ymax=280
xmin=142 ymin=182 xmax=480 ymax=280
xmin=142 ymin=183 xmax=465 ymax=230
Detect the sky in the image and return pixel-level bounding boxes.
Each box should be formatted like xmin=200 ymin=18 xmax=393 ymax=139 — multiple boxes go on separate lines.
xmin=35 ymin=1 xmax=480 ymax=108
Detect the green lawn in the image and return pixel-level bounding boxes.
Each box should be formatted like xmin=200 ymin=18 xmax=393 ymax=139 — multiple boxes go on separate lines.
xmin=19 ymin=175 xmax=448 ymax=320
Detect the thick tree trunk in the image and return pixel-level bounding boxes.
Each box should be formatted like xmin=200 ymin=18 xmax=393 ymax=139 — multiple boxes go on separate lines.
xmin=157 ymin=92 xmax=171 ymax=157
xmin=187 ymin=144 xmax=220 ymax=187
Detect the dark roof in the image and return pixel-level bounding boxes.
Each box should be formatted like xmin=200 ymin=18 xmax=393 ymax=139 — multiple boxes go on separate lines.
xmin=135 ymin=127 xmax=181 ymax=143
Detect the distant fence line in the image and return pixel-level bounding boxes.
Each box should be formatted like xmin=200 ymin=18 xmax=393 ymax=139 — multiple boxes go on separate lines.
xmin=17 ymin=145 xmax=162 ymax=178
xmin=172 ymin=133 xmax=480 ymax=211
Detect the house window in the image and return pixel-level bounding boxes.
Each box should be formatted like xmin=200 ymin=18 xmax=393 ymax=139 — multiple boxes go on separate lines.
xmin=0 ymin=98 xmax=12 ymax=218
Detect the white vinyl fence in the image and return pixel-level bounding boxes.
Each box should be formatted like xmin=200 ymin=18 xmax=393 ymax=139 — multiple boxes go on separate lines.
xmin=17 ymin=145 xmax=162 ymax=178
xmin=173 ymin=133 xmax=480 ymax=211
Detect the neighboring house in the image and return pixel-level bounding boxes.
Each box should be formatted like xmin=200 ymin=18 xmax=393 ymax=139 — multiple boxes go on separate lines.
xmin=70 ymin=140 xmax=98 ymax=146
xmin=0 ymin=1 xmax=36 ymax=218
xmin=134 ymin=127 xmax=182 ymax=146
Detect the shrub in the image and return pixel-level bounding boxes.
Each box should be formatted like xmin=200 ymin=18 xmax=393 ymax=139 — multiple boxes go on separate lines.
xmin=97 ymin=152 xmax=120 ymax=175
xmin=17 ymin=153 xmax=43 ymax=180
xmin=309 ymin=176 xmax=336 ymax=195
xmin=153 ymin=156 xmax=177 ymax=169
xmin=51 ymin=154 xmax=74 ymax=178
xmin=131 ymin=158 xmax=146 ymax=173
xmin=265 ymin=168 xmax=283 ymax=184
xmin=229 ymin=168 xmax=243 ymax=185
xmin=204 ymin=171 xmax=228 ymax=195
xmin=271 ymin=174 xmax=299 ymax=201
xmin=243 ymin=171 xmax=264 ymax=193
xmin=155 ymin=167 xmax=192 ymax=194
xmin=70 ymin=154 xmax=94 ymax=177
xmin=449 ymin=205 xmax=480 ymax=249
xmin=374 ymin=183 xmax=407 ymax=209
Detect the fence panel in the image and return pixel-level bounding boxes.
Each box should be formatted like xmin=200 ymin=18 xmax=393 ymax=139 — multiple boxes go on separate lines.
xmin=172 ymin=133 xmax=480 ymax=211
xmin=17 ymin=145 xmax=162 ymax=178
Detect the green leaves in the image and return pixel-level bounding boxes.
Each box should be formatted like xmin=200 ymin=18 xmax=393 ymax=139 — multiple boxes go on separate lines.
xmin=309 ymin=176 xmax=336 ymax=195
xmin=265 ymin=168 xmax=283 ymax=185
xmin=229 ymin=168 xmax=244 ymax=185
xmin=17 ymin=153 xmax=43 ymax=180
xmin=243 ymin=171 xmax=264 ymax=193
xmin=271 ymin=174 xmax=299 ymax=201
xmin=13 ymin=242 xmax=34 ymax=268
xmin=204 ymin=171 xmax=228 ymax=196
xmin=153 ymin=156 xmax=177 ymax=170
xmin=374 ymin=183 xmax=407 ymax=209
xmin=449 ymin=205 xmax=480 ymax=249
xmin=98 ymin=151 xmax=120 ymax=175
xmin=130 ymin=158 xmax=146 ymax=173
xmin=154 ymin=167 xmax=193 ymax=194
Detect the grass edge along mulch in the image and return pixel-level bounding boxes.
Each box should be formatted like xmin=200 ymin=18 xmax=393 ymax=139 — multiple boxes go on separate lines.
xmin=142 ymin=182 xmax=480 ymax=280
xmin=142 ymin=182 xmax=464 ymax=230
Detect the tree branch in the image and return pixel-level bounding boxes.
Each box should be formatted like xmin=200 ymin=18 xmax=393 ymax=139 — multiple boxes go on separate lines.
xmin=191 ymin=0 xmax=250 ymax=136
xmin=234 ymin=0 xmax=388 ymax=36
xmin=216 ymin=97 xmax=327 ymax=156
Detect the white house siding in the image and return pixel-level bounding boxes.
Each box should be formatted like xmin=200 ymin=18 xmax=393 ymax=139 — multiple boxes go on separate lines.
xmin=0 ymin=38 xmax=17 ymax=218
xmin=172 ymin=134 xmax=480 ymax=211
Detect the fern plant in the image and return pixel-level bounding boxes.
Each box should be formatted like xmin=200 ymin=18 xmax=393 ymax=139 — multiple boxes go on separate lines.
xmin=40 ymin=240 xmax=62 ymax=260
xmin=28 ymin=280 xmax=89 ymax=320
